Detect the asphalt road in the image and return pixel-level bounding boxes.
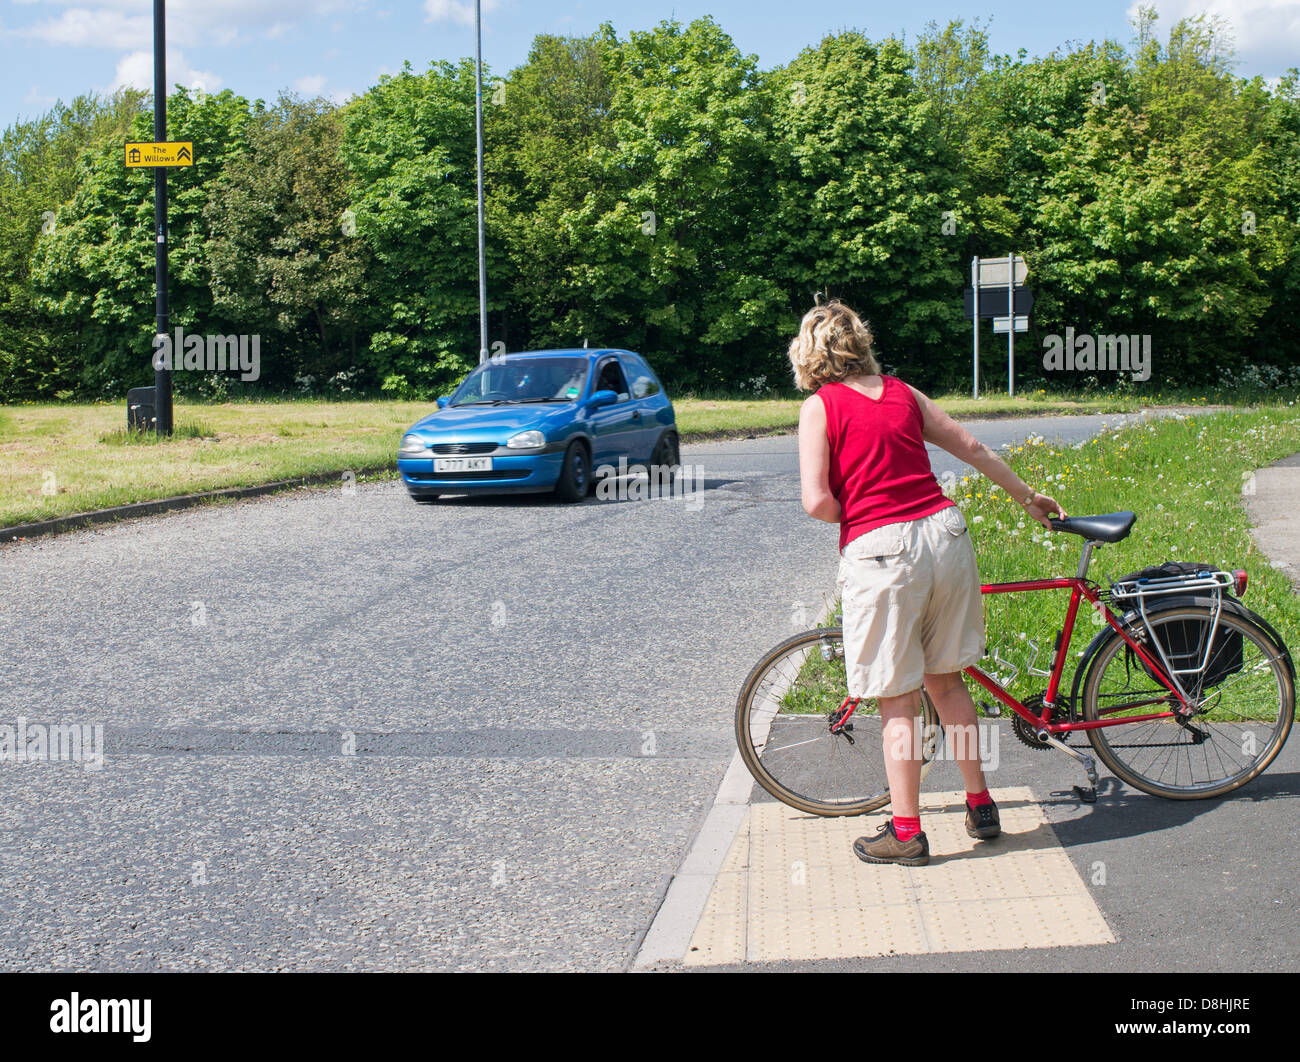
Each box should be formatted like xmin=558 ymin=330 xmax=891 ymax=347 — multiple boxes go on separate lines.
xmin=4 ymin=409 xmax=1288 ymax=971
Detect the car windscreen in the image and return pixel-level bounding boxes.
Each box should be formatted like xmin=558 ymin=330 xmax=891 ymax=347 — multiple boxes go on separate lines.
xmin=450 ymin=358 xmax=589 ymax=406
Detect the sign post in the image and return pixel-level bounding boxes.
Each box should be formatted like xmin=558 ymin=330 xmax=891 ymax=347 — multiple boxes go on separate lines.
xmin=474 ymin=0 xmax=487 ymax=364
xmin=152 ymin=0 xmax=172 ymax=435
xmin=971 ymin=256 xmax=980 ymax=399
xmin=966 ymin=255 xmax=1029 ymax=399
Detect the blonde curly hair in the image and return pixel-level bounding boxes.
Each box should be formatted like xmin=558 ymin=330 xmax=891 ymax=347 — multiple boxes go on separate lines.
xmin=787 ymin=299 xmax=880 ymax=392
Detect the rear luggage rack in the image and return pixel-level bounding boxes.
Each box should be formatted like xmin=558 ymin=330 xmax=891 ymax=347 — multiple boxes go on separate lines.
xmin=1108 ymin=569 xmax=1237 ymax=699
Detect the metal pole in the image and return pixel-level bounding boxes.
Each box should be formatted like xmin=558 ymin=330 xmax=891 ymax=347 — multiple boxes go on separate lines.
xmin=152 ymin=0 xmax=172 ymax=434
xmin=972 ymin=256 xmax=980 ymax=400
xmin=1007 ymin=250 xmax=1015 ymax=397
xmin=474 ymin=0 xmax=488 ymax=364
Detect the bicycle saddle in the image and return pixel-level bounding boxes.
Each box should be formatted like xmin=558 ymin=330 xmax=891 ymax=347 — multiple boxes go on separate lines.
xmin=1048 ymin=510 xmax=1137 ymax=543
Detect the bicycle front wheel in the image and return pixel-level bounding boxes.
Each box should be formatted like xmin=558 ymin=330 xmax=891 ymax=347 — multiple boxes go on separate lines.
xmin=1081 ymin=606 xmax=1295 ymax=799
xmin=734 ymin=626 xmax=942 ymax=816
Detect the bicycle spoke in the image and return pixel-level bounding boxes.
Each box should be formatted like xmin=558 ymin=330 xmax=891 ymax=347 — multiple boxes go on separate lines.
xmin=1085 ymin=608 xmax=1292 ymax=796
xmin=736 ymin=628 xmax=942 ymax=815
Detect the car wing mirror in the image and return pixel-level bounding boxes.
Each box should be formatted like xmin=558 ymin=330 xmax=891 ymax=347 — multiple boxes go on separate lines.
xmin=436 ymin=395 xmax=452 ymax=409
xmin=588 ymin=389 xmax=618 ymax=409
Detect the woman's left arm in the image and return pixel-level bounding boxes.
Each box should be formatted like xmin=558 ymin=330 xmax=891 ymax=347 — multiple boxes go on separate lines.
xmin=798 ymin=394 xmax=841 ymax=523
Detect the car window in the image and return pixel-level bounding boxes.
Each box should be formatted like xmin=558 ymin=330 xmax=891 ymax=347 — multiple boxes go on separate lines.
xmin=619 ymin=353 xmax=661 ymax=399
xmin=595 ymin=359 xmax=630 ymax=401
xmin=450 ymin=357 xmax=588 ymax=405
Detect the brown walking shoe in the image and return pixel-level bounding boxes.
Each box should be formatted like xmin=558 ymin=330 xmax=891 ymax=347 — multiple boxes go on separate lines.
xmin=965 ymin=798 xmax=1001 ymax=840
xmin=853 ymin=820 xmax=930 ymax=866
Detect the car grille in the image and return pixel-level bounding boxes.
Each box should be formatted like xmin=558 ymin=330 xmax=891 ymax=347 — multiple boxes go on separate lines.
xmin=408 ymin=470 xmax=529 ymax=482
xmin=429 ymin=442 xmax=498 ymax=455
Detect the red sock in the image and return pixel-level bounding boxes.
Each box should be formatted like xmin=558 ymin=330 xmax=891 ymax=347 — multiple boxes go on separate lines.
xmin=893 ymin=816 xmax=921 ymax=841
xmin=966 ymin=789 xmax=992 ymax=809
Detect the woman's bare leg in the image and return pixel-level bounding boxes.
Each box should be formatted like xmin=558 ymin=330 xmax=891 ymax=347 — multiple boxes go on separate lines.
xmin=877 ymin=688 xmax=923 ymax=818
xmin=923 ymin=670 xmax=988 ymax=794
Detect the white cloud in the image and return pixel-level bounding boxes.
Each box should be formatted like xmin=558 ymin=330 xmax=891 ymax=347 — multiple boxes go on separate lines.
xmin=16 ymin=1 xmax=364 ymax=51
xmin=23 ymin=86 xmax=60 ymax=110
xmin=294 ymin=73 xmax=327 ymax=95
xmin=424 ymin=0 xmax=499 ymax=27
xmin=1131 ymin=0 xmax=1300 ymax=75
xmin=20 ymin=7 xmax=151 ymax=49
xmin=112 ymin=47 xmax=221 ymax=93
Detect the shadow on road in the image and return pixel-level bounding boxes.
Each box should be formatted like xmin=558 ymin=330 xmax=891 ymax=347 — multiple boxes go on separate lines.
xmin=1041 ymin=770 xmax=1300 ymax=847
xmin=416 ymin=477 xmax=742 ymax=508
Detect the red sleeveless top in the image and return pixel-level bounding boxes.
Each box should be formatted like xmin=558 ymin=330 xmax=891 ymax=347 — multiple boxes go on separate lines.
xmin=817 ymin=375 xmax=953 ymax=552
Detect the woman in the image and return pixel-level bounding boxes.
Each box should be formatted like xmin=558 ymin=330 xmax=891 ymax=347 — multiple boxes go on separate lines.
xmin=790 ymin=299 xmax=1065 ymax=866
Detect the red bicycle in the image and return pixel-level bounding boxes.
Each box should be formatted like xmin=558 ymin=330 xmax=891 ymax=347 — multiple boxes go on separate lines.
xmin=736 ymin=511 xmax=1296 ymax=815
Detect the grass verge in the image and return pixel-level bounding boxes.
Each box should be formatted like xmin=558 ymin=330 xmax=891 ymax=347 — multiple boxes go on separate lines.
xmin=826 ymin=402 xmax=1300 ymax=707
xmin=0 ymin=390 xmax=1241 ymax=530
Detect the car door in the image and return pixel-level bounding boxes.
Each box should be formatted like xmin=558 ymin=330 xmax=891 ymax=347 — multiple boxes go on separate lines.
xmin=618 ymin=352 xmax=664 ymax=462
xmin=588 ymin=356 xmax=639 ymax=470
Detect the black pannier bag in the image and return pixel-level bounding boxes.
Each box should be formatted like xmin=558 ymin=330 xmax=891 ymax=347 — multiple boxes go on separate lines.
xmin=1112 ymin=562 xmax=1244 ymax=689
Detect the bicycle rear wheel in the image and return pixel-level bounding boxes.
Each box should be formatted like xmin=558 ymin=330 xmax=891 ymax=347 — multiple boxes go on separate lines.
xmin=1081 ymin=606 xmax=1295 ymax=799
xmin=734 ymin=626 xmax=942 ymax=816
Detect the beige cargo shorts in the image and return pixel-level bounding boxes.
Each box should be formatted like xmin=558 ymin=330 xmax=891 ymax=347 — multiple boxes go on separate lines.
xmin=836 ymin=505 xmax=986 ymax=699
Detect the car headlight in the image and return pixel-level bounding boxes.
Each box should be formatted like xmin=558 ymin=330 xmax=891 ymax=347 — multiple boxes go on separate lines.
xmin=506 ymin=430 xmax=545 ymax=450
xmin=400 ymin=434 xmax=427 ymax=454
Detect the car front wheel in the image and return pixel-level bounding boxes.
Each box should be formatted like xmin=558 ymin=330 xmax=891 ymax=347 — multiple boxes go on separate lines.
xmin=555 ymin=442 xmax=589 ymax=502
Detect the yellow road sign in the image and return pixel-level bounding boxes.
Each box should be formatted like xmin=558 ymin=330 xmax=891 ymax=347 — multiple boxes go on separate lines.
xmin=124 ymin=142 xmax=194 ymax=168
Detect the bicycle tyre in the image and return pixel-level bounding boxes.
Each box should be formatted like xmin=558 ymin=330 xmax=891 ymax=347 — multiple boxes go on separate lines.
xmin=1080 ymin=606 xmax=1295 ymax=799
xmin=734 ymin=626 xmax=943 ymax=816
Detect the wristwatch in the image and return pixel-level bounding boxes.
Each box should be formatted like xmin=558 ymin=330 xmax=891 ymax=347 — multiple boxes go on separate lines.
xmin=1021 ymin=491 xmax=1036 ymax=507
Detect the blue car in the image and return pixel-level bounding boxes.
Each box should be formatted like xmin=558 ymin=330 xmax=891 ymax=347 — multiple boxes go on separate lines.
xmin=398 ymin=349 xmax=680 ymax=502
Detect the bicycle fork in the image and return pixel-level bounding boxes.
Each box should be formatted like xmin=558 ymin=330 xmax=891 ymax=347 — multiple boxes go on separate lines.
xmin=828 ymin=696 xmax=859 ymax=744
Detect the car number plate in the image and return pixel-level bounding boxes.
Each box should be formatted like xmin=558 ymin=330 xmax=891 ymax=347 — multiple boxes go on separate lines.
xmin=433 ymin=456 xmax=492 ymax=472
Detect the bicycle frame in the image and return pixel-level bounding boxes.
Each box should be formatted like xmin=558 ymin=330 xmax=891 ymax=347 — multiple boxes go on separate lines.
xmin=966 ymin=568 xmax=1194 ymax=736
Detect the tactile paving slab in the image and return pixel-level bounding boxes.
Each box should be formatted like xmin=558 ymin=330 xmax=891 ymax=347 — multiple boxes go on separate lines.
xmin=684 ymin=787 xmax=1114 ymax=965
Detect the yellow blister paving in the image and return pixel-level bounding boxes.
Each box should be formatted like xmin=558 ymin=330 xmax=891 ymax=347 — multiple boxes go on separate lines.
xmin=684 ymin=786 xmax=1115 ymax=966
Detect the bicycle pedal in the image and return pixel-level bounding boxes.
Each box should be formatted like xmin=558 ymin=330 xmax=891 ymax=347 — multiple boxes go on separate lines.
xmin=1073 ymin=785 xmax=1097 ymax=804
xmin=980 ymin=700 xmax=1002 ymax=718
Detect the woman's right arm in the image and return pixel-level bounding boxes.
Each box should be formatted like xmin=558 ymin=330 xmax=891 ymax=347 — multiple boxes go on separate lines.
xmin=798 ymin=394 xmax=842 ymax=524
xmin=906 ymin=384 xmax=1066 ymax=528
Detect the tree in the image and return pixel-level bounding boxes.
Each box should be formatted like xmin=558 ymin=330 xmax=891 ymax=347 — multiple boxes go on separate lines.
xmin=770 ymin=32 xmax=965 ymax=389
xmin=543 ymin=18 xmax=786 ymax=388
xmin=485 ymin=30 xmax=617 ymax=355
xmin=27 ymin=88 xmax=253 ymax=395
xmin=0 ymin=89 xmax=146 ymax=399
xmin=205 ymin=94 xmax=372 ymax=390
xmin=339 ymin=59 xmax=494 ymax=396
xmin=1032 ymin=15 xmax=1284 ymax=384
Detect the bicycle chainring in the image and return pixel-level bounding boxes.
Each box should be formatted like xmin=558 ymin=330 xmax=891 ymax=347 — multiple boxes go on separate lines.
xmin=1011 ymin=693 xmax=1072 ymax=750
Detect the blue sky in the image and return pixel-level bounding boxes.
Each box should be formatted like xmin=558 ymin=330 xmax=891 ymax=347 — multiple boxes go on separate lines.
xmin=3 ymin=0 xmax=1297 ymax=127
